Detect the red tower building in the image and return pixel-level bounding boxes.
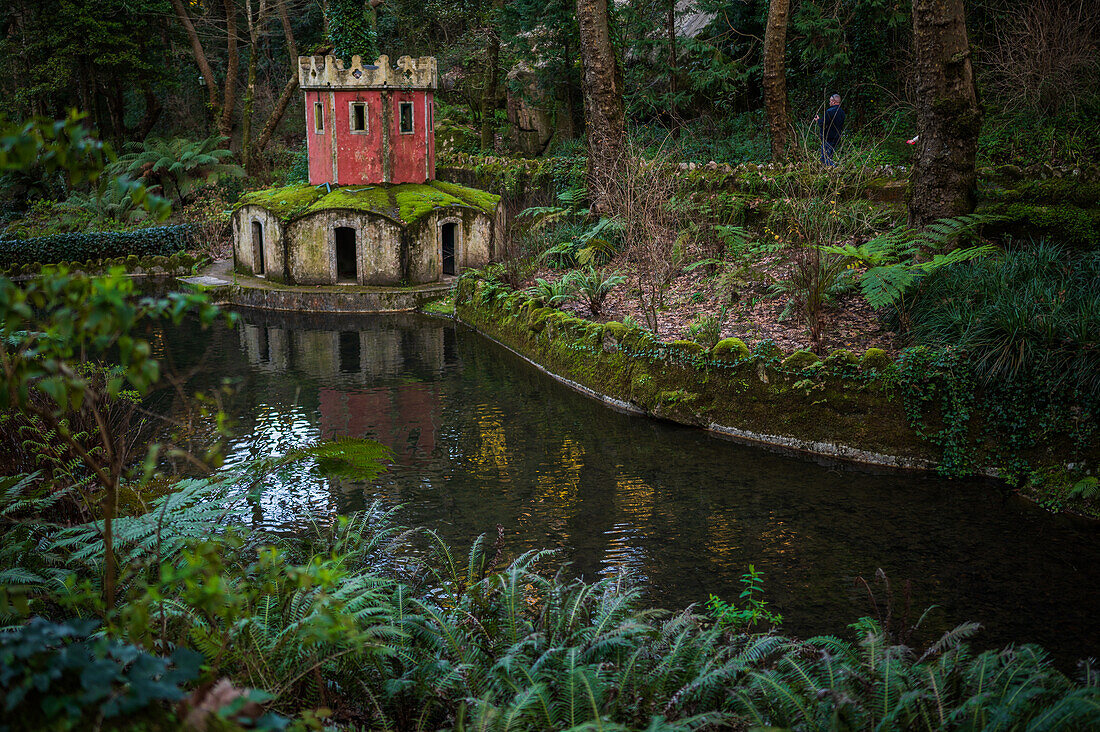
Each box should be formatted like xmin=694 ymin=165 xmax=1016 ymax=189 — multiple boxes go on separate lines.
xmin=299 ymin=54 xmax=437 ymax=186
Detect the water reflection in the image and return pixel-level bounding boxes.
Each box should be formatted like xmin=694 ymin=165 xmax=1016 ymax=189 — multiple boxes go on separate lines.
xmin=163 ymin=310 xmax=1100 ymax=666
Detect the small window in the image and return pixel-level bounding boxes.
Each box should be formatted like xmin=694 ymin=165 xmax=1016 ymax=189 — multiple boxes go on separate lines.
xmin=313 ymin=101 xmax=324 ymax=134
xmin=350 ymin=101 xmax=367 ymax=133
xmin=399 ymin=101 xmax=414 ymax=134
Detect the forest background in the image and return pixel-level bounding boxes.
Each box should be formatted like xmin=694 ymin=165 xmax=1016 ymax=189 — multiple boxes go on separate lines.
xmin=3 ymin=0 xmax=1097 ymax=183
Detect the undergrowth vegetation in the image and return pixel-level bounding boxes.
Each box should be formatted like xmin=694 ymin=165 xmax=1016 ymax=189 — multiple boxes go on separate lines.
xmin=3 ymin=471 xmax=1100 ymax=730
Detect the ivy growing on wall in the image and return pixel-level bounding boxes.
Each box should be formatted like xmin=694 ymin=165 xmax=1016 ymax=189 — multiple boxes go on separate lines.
xmin=897 ymin=345 xmax=1097 ymax=483
xmin=326 ymin=0 xmax=379 ymax=62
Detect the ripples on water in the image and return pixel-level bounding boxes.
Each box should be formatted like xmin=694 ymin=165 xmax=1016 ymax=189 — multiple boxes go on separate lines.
xmin=159 ymin=310 xmax=1100 ymax=665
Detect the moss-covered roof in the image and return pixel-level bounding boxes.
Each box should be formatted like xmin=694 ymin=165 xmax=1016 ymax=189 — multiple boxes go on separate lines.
xmin=237 ymin=180 xmax=499 ymax=226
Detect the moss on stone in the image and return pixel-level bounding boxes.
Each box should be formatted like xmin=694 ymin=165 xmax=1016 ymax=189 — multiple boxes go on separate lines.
xmin=312 ymin=185 xmax=400 ymax=220
xmin=861 ymin=348 xmax=892 ymax=371
xmin=657 ymin=389 xmax=698 ymax=405
xmin=238 ymin=180 xmax=500 ymax=228
xmin=528 ymin=307 xmax=554 ymax=331
xmin=602 ymin=321 xmax=630 ymax=341
xmin=238 ymin=184 xmax=328 ymax=220
xmin=782 ymin=350 xmax=823 ymax=370
xmin=429 ymin=180 xmax=500 ymax=213
xmin=824 ymin=349 xmax=858 ymax=368
xmin=712 ymin=337 xmax=750 ymax=361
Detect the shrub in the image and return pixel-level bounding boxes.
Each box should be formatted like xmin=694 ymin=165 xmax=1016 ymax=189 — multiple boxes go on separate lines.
xmin=682 ymin=306 xmax=727 ymax=348
xmin=524 ymin=272 xmax=580 ymax=307
xmin=0 ymin=618 xmax=202 ymax=729
xmin=109 ymin=135 xmax=243 ymax=206
xmin=906 ymin=241 xmax=1100 ymax=397
xmin=0 ymin=225 xmax=190 ymax=266
xmin=573 ymin=266 xmax=626 ymax=315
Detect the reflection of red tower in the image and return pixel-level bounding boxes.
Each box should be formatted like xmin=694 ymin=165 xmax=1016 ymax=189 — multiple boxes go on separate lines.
xmin=299 ymin=54 xmax=437 ymax=185
xmin=320 ymin=384 xmax=439 ymax=465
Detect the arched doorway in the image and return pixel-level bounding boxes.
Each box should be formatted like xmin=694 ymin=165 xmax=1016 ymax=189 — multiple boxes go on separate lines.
xmin=441 ymin=222 xmax=456 ymax=276
xmin=335 ymin=227 xmax=357 ymax=282
xmin=252 ymin=221 xmax=265 ymax=275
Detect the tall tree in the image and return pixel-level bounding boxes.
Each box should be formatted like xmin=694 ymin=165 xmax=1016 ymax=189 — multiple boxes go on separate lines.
xmin=762 ymin=0 xmax=791 ymax=160
xmin=908 ymin=0 xmax=982 ymax=227
xmin=250 ymin=0 xmax=301 ymax=159
xmin=576 ymin=0 xmax=625 ymax=214
xmin=240 ymin=0 xmax=268 ymax=171
xmin=479 ymin=0 xmax=506 ymax=150
xmin=169 ymin=0 xmax=241 ymax=138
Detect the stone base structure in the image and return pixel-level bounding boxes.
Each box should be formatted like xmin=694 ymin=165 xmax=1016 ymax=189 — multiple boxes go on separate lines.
xmin=231 ymin=180 xmax=502 ymax=286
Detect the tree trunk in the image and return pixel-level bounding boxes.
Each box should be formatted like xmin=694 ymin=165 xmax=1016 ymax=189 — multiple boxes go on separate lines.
xmin=137 ymin=85 xmax=163 ymax=139
xmin=250 ymin=0 xmax=299 ymax=159
xmin=277 ymin=0 xmax=298 ymax=66
xmin=667 ymin=0 xmax=679 ymax=138
xmin=220 ymin=0 xmax=240 ymax=140
xmin=479 ymin=0 xmax=504 ymax=150
xmin=169 ymin=0 xmax=220 ymax=120
xmin=253 ymin=76 xmax=299 ymax=153
xmin=908 ymin=0 xmax=981 ymax=228
xmin=241 ymin=0 xmax=268 ymax=171
xmin=576 ymin=0 xmax=625 ymax=215
xmin=762 ymin=0 xmax=791 ymax=160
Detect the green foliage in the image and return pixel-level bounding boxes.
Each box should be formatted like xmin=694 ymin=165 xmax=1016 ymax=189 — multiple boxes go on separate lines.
xmin=891 ymin=242 xmax=1100 ymax=481
xmin=525 ymin=273 xmax=580 ymax=307
xmin=0 ymin=225 xmax=190 ymax=267
xmin=6 ymin=443 xmax=1100 ymax=727
xmin=0 ymin=617 xmax=202 ymax=730
xmin=110 ymin=135 xmax=243 ymax=206
xmin=0 ymin=111 xmax=111 ymax=186
xmin=0 ymin=269 xmax=222 ymax=412
xmin=706 ymin=565 xmax=782 ymax=631
xmin=572 ymin=266 xmax=626 ymax=315
xmin=907 ymin=242 xmax=1100 ymax=396
xmin=682 ymin=307 xmax=728 ymax=349
xmin=326 ymin=0 xmax=379 ymax=61
xmin=821 ymin=214 xmax=998 ymax=311
xmin=286 ymin=437 xmax=394 ymax=481
xmin=0 ymin=112 xmax=170 ymax=221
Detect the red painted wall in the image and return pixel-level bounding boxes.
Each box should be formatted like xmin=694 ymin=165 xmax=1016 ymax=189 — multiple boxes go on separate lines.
xmin=306 ymin=89 xmax=333 ymax=185
xmin=305 ymin=87 xmax=435 ymax=185
xmin=390 ymin=90 xmax=434 ymax=184
xmin=333 ymin=91 xmax=384 ymax=184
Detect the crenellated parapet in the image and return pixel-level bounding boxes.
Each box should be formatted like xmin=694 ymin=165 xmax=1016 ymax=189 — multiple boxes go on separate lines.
xmin=299 ymin=55 xmax=438 ymax=90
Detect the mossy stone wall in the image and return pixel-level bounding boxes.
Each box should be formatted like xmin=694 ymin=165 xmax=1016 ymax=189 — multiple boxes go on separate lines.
xmin=454 ymin=278 xmax=938 ymax=468
xmin=233 ymin=205 xmax=286 ymax=280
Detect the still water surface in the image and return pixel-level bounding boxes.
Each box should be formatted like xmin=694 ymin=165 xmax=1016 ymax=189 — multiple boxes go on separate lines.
xmin=161 ymin=310 xmax=1100 ymax=665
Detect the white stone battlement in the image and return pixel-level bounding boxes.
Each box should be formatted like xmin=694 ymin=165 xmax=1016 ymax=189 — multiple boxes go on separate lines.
xmin=299 ymin=55 xmax=438 ymax=90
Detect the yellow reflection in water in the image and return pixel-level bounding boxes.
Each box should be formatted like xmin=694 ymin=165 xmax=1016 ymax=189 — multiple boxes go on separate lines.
xmin=613 ymin=471 xmax=654 ymax=522
xmin=469 ymin=407 xmax=511 ymax=482
xmin=528 ymin=437 xmax=586 ymax=535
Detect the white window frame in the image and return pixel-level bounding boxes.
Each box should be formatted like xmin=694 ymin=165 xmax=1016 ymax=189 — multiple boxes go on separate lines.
xmin=313 ymin=101 xmax=324 ymax=134
xmin=398 ymin=101 xmax=414 ymax=135
xmin=349 ymin=101 xmax=368 ymax=134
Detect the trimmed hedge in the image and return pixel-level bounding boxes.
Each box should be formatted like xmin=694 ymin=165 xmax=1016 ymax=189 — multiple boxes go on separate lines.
xmin=0 ymin=225 xmax=191 ymax=266
xmin=0 ymin=251 xmax=205 ymax=279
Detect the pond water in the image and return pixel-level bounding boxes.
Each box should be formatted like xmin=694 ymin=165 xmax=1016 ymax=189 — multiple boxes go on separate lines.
xmin=157 ymin=310 xmax=1100 ymax=665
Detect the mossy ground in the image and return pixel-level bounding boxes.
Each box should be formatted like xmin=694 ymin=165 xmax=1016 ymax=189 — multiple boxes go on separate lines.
xmin=237 ymin=181 xmax=500 ymax=227
xmin=420 ymin=295 xmax=455 ymax=316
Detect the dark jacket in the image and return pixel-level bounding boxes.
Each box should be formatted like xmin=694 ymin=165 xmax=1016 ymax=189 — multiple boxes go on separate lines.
xmin=817 ymin=105 xmax=845 ymax=146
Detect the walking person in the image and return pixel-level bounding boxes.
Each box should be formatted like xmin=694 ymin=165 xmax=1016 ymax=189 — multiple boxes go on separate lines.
xmin=812 ymin=94 xmax=845 ymax=166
